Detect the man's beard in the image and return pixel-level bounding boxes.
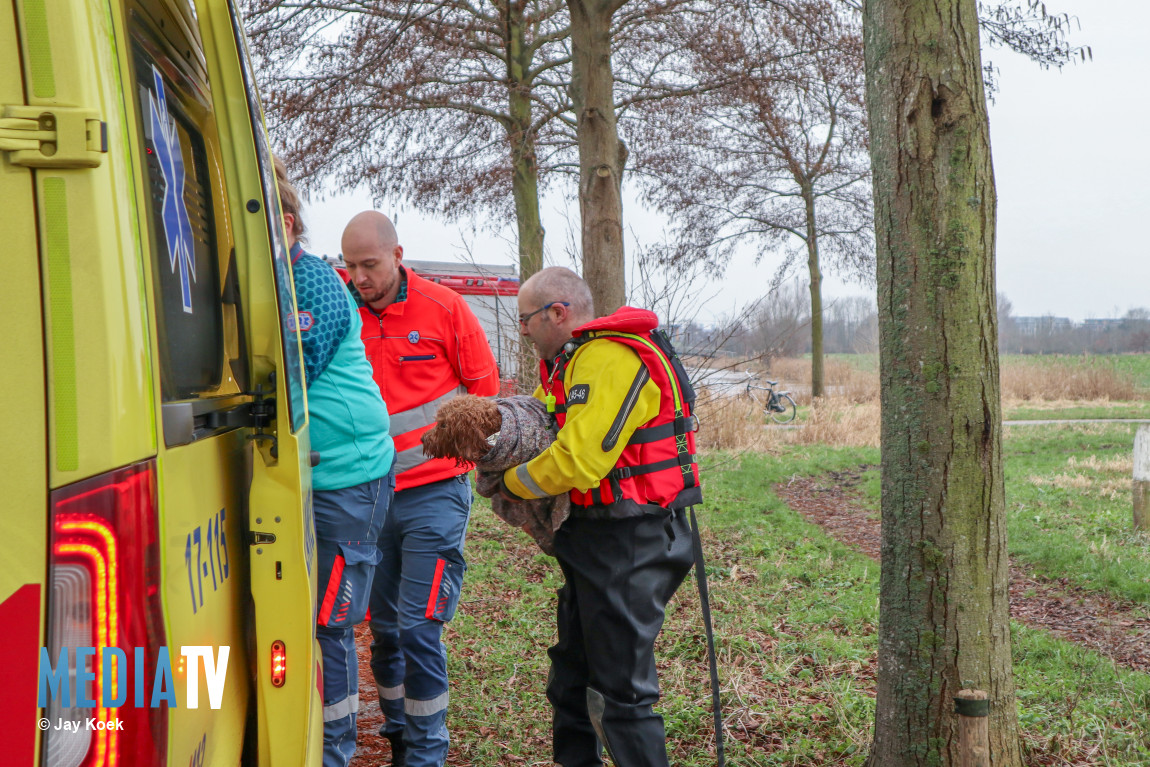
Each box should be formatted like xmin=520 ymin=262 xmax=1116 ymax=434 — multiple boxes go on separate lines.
xmin=360 ymin=273 xmax=397 ymax=305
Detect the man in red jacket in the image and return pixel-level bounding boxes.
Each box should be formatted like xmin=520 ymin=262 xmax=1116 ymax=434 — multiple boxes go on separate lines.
xmin=342 ymin=211 xmax=500 ymax=767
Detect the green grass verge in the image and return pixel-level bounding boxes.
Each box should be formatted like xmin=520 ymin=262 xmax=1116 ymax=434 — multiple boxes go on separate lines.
xmin=1005 ymin=401 xmax=1150 ymax=421
xmin=827 ymin=352 xmax=1150 ymax=396
xmin=824 ymin=353 xmax=878 ymax=373
xmin=444 ymin=446 xmax=1150 ymax=764
xmin=847 ymin=422 xmax=1150 ymax=603
xmin=1002 ymin=422 xmax=1150 ymax=603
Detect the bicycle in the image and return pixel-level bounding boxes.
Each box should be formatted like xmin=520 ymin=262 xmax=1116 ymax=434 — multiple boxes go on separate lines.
xmin=746 ymin=380 xmax=798 ymax=424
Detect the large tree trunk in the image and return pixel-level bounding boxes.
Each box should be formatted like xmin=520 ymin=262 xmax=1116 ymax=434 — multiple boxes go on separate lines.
xmin=568 ymin=0 xmax=626 ymax=316
xmin=509 ymin=127 xmax=545 ymax=390
xmin=863 ymin=0 xmax=1021 ymax=764
xmin=505 ymin=0 xmax=545 ymax=281
xmin=505 ymin=0 xmax=545 ymax=391
xmin=803 ymin=184 xmax=825 ymax=399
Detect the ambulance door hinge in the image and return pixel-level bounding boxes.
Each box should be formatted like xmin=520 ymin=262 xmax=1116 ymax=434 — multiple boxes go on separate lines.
xmin=0 ymin=106 xmax=107 ymax=168
xmin=247 ymin=384 xmax=276 ymax=429
xmin=246 ymin=383 xmax=278 ymax=458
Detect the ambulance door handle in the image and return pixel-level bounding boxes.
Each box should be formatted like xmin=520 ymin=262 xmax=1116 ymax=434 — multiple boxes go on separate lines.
xmin=162 ymin=402 xmax=196 ymax=447
xmin=161 ymin=398 xmax=269 ymax=447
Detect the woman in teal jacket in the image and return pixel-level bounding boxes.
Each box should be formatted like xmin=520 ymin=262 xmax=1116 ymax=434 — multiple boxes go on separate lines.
xmin=275 ymin=158 xmax=395 ymax=767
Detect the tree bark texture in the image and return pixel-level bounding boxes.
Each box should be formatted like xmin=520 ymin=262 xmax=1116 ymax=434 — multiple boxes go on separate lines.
xmin=505 ymin=0 xmax=546 ymax=283
xmin=863 ymin=0 xmax=1021 ymax=764
xmin=505 ymin=0 xmax=546 ymax=390
xmin=804 ymin=184 xmax=825 ymax=399
xmin=568 ymin=0 xmax=626 ymax=316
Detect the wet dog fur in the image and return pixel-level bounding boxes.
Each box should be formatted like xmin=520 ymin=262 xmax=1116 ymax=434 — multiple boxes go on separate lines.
xmin=421 ymin=394 xmax=503 ymax=465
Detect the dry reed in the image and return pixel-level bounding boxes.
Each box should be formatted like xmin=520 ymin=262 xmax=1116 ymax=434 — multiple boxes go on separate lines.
xmin=764 ymin=356 xmax=1140 ymax=403
xmin=694 ymin=354 xmax=1143 ymax=454
xmin=1000 ymin=359 xmax=1140 ymax=401
xmin=765 ymin=358 xmax=879 ymax=404
xmin=783 ymin=398 xmax=881 ymax=448
xmin=693 ymin=388 xmax=776 ymax=453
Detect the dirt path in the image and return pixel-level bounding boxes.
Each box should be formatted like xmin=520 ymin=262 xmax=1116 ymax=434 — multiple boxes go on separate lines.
xmin=775 ymin=469 xmax=1150 ymax=674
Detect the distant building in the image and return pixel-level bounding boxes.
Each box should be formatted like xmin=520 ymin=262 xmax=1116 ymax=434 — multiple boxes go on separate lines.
xmin=1013 ymin=316 xmax=1074 ymax=336
xmin=1082 ymin=318 xmax=1125 ymax=332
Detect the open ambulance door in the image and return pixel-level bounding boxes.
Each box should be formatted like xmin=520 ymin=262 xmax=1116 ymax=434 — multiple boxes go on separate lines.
xmin=192 ymin=0 xmax=323 ymax=763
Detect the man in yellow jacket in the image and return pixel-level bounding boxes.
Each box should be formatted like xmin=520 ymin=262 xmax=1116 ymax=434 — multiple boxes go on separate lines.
xmin=503 ymin=267 xmax=700 ymax=767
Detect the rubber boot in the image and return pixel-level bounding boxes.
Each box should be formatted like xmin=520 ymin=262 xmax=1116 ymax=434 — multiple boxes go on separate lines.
xmin=586 ymin=688 xmax=670 ymax=767
xmin=386 ymin=733 xmax=407 ymax=767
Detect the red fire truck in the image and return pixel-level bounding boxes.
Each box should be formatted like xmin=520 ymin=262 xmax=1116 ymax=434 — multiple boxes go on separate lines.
xmin=333 ymin=259 xmax=522 ymax=393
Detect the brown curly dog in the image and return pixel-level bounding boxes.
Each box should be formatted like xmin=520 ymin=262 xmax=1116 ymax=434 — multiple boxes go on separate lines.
xmin=421 ymin=394 xmax=503 ymax=465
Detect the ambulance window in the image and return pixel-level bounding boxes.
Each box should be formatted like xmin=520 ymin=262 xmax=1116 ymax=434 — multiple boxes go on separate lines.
xmin=227 ymin=17 xmax=307 ymax=433
xmin=132 ymin=48 xmax=225 ymax=401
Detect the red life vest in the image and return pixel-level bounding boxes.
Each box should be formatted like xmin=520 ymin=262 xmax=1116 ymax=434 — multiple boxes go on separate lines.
xmin=542 ymin=307 xmax=702 ymax=517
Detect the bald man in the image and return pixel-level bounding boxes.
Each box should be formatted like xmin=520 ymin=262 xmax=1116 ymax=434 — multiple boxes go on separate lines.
xmin=342 ymin=212 xmax=499 ymax=767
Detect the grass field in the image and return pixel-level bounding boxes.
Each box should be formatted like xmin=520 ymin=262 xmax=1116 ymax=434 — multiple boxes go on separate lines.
xmin=823 ymin=353 xmax=1150 ymax=393
xmin=442 ymin=438 xmax=1150 ymax=765
xmin=1003 ymin=422 xmax=1150 ymax=602
xmin=1004 ymin=401 xmax=1150 ymax=421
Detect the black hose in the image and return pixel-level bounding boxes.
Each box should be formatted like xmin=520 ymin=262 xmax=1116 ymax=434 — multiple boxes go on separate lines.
xmin=689 ymin=506 xmax=725 ymax=767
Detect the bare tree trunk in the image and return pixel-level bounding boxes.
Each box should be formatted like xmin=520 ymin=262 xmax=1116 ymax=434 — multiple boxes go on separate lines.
xmin=803 ymin=184 xmax=825 ymax=399
xmin=505 ymin=0 xmax=545 ymax=391
xmin=510 ymin=133 xmax=544 ymax=390
xmin=863 ymin=0 xmax=1022 ymax=764
xmin=505 ymin=0 xmax=545 ymax=282
xmin=568 ymin=0 xmax=626 ymax=316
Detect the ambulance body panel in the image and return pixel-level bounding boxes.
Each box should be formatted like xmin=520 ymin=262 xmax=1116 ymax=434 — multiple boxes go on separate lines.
xmin=1 ymin=0 xmax=324 ymax=760
xmin=0 ymin=10 xmax=51 ymax=765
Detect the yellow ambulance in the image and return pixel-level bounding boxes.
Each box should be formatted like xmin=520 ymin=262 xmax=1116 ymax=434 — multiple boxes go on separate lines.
xmin=1 ymin=0 xmax=325 ymax=762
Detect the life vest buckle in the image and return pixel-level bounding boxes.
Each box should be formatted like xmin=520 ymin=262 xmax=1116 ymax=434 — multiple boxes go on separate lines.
xmin=609 ymin=465 xmax=634 ymax=480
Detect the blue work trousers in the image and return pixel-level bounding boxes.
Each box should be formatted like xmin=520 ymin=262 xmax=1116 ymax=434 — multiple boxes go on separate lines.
xmin=369 ymin=474 xmax=472 ymax=767
xmin=314 ymin=469 xmax=395 ymax=767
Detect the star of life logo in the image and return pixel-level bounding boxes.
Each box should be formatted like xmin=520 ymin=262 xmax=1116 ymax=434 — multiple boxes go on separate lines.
xmin=145 ymin=65 xmax=196 ymax=314
xmin=288 ymin=311 xmax=314 ymax=332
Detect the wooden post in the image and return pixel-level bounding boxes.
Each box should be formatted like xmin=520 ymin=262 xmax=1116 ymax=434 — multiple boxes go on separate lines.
xmin=1135 ymin=426 xmax=1150 ymax=533
xmin=954 ymin=689 xmax=990 ymax=767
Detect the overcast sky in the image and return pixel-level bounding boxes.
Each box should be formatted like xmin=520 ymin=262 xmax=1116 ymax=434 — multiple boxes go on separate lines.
xmin=304 ymin=0 xmax=1149 ymax=323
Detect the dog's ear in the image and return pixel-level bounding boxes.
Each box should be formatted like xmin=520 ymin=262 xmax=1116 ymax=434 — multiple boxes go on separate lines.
xmin=420 ymin=421 xmax=480 ymax=466
xmin=478 ymin=402 xmax=502 ymax=436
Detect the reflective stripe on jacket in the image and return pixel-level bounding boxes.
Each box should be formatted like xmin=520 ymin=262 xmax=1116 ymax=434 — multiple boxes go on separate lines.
xmin=358 ymin=267 xmax=500 ymax=491
xmin=503 ymin=307 xmax=702 ymax=517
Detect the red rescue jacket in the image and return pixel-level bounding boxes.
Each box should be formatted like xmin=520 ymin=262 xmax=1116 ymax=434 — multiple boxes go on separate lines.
xmin=543 ymin=307 xmax=702 ymax=517
xmin=357 ymin=267 xmax=500 ymax=491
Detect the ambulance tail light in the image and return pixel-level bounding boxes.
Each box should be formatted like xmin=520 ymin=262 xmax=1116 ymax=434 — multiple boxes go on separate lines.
xmin=270 ymin=640 xmax=287 ymax=687
xmin=45 ymin=461 xmax=168 ymax=767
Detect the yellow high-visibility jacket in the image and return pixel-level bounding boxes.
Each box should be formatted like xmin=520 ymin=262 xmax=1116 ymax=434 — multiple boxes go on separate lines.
xmin=503 ymin=339 xmax=661 ymax=500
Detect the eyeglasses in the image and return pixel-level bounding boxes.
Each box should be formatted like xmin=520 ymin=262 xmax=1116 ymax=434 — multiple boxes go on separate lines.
xmin=518 ymin=301 xmax=569 ymax=327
